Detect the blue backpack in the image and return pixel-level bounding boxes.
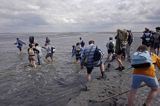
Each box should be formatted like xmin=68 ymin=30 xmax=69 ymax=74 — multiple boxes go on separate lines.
xmin=131 ymin=51 xmax=152 ymax=68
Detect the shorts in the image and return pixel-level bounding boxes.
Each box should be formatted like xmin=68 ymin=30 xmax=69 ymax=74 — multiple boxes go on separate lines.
xmin=46 ymin=53 xmax=53 ymax=59
xmin=153 ymin=43 xmax=160 ymax=49
xmin=76 ymin=54 xmax=81 ymax=60
xmin=86 ymin=67 xmax=93 ymax=74
xmin=142 ymin=42 xmax=151 ymax=47
xmin=28 ymin=56 xmax=35 ymax=61
xmin=131 ymin=74 xmax=159 ymax=90
xmin=117 ymin=48 xmax=126 ymax=57
xmin=108 ymin=49 xmax=114 ymax=54
xmin=17 ymin=46 xmax=22 ymax=51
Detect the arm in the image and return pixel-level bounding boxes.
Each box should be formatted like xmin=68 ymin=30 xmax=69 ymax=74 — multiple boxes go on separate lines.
xmin=33 ymin=48 xmax=39 ymax=54
xmin=81 ymin=49 xmax=86 ymax=65
xmin=42 ymin=46 xmax=47 ymax=50
xmin=156 ymin=55 xmax=160 ymax=69
xmin=106 ymin=43 xmax=109 ymax=48
xmin=19 ymin=40 xmax=26 ymax=45
xmin=22 ymin=41 xmax=26 ymax=45
xmin=14 ymin=40 xmax=18 ymax=45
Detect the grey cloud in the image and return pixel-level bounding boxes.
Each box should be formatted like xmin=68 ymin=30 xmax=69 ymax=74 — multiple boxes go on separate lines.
xmin=0 ymin=0 xmax=159 ymax=32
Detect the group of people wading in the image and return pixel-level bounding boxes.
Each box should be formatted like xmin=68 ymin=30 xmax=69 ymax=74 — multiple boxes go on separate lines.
xmin=15 ymin=36 xmax=55 ymax=68
xmin=14 ymin=27 xmax=160 ymax=106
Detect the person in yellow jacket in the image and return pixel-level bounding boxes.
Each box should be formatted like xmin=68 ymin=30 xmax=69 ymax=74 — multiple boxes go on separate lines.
xmin=128 ymin=45 xmax=160 ymax=106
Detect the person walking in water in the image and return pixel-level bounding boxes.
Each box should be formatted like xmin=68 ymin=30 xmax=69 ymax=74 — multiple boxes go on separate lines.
xmin=126 ymin=30 xmax=133 ymax=61
xmin=45 ymin=37 xmax=50 ymax=46
xmin=43 ymin=43 xmax=55 ymax=63
xmin=79 ymin=37 xmax=85 ymax=48
xmin=81 ymin=40 xmax=104 ymax=81
xmin=35 ymin=43 xmax=43 ymax=65
xmin=151 ymin=27 xmax=160 ymax=55
xmin=28 ymin=44 xmax=36 ymax=68
xmin=75 ymin=42 xmax=82 ymax=63
xmin=128 ymin=45 xmax=160 ymax=106
xmin=14 ymin=38 xmax=26 ymax=54
xmin=106 ymin=37 xmax=115 ymax=61
xmin=71 ymin=45 xmax=76 ymax=57
xmin=115 ymin=29 xmax=128 ymax=71
xmin=141 ymin=28 xmax=152 ymax=48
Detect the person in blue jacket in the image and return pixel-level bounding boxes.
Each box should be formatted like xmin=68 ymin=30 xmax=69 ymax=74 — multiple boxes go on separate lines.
xmin=14 ymin=38 xmax=26 ymax=54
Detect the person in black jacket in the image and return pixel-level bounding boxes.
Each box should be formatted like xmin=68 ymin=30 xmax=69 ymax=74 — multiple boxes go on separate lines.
xmin=126 ymin=30 xmax=133 ymax=61
xmin=141 ymin=28 xmax=152 ymax=47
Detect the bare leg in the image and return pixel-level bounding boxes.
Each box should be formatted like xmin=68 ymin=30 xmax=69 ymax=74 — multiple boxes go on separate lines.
xmin=116 ymin=55 xmax=123 ymax=67
xmin=87 ymin=74 xmax=91 ymax=81
xmin=100 ymin=63 xmax=105 ymax=77
xmin=128 ymin=89 xmax=137 ymax=106
xmin=107 ymin=53 xmax=111 ymax=61
xmin=145 ymin=88 xmax=159 ymax=106
xmin=33 ymin=60 xmax=37 ymax=68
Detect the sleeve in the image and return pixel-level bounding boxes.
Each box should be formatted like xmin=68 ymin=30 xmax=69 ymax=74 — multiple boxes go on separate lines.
xmin=106 ymin=43 xmax=109 ymax=48
xmin=81 ymin=49 xmax=86 ymax=65
xmin=156 ymin=55 xmax=160 ymax=69
xmin=130 ymin=33 xmax=133 ymax=43
xmin=115 ymin=36 xmax=117 ymax=39
xmin=14 ymin=41 xmax=17 ymax=45
xmin=152 ymin=53 xmax=160 ymax=69
xmin=141 ymin=33 xmax=144 ymax=39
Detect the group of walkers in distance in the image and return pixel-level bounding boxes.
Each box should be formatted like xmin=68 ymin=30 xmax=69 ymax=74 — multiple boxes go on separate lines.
xmin=14 ymin=36 xmax=56 ymax=68
xmin=14 ymin=26 xmax=160 ymax=106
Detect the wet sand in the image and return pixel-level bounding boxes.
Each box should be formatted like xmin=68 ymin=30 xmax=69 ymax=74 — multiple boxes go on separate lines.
xmin=67 ymin=37 xmax=160 ymax=106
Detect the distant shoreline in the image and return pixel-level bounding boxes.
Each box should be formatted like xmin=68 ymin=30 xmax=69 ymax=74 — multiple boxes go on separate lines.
xmin=0 ymin=31 xmax=143 ymax=34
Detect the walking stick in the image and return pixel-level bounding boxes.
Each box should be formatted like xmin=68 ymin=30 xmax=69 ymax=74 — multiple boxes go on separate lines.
xmin=89 ymin=78 xmax=160 ymax=103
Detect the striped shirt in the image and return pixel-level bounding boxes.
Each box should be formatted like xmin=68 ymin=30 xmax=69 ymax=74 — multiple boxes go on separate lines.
xmin=81 ymin=44 xmax=97 ymax=68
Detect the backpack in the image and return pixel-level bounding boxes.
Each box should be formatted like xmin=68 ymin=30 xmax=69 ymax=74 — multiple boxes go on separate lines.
xmin=81 ymin=40 xmax=85 ymax=47
xmin=127 ymin=32 xmax=133 ymax=45
xmin=118 ymin=30 xmax=128 ymax=47
xmin=28 ymin=48 xmax=34 ymax=55
xmin=51 ymin=46 xmax=56 ymax=53
xmin=108 ymin=42 xmax=114 ymax=50
xmin=75 ymin=46 xmax=81 ymax=55
xmin=143 ymin=32 xmax=152 ymax=42
xmin=93 ymin=47 xmax=103 ymax=62
xmin=131 ymin=51 xmax=152 ymax=68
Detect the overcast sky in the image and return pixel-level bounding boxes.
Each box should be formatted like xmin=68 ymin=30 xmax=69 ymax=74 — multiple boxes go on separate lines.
xmin=0 ymin=0 xmax=159 ymax=32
